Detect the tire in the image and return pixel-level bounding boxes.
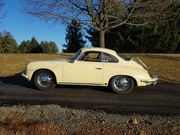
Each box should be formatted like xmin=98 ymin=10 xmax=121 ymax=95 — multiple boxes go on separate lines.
xmin=110 ymin=76 xmax=134 ymax=94
xmin=33 ymin=70 xmax=56 ymax=90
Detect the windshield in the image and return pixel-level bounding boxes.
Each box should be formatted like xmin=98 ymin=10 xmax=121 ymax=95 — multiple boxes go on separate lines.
xmin=70 ymin=49 xmax=82 ymax=61
xmin=116 ymin=53 xmax=131 ymax=61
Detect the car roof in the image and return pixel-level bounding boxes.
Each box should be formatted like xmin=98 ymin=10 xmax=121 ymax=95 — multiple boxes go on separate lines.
xmin=81 ymin=47 xmax=117 ymax=55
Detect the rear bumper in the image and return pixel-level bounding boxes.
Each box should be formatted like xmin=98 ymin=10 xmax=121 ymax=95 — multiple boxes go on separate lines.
xmin=141 ymin=75 xmax=158 ymax=85
xmin=21 ymin=70 xmax=28 ymax=79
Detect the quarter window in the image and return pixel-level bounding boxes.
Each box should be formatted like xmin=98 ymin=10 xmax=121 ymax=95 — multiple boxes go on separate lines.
xmin=102 ymin=53 xmax=118 ymax=63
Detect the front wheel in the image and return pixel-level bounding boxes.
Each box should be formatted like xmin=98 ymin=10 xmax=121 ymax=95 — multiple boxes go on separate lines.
xmin=33 ymin=70 xmax=56 ymax=90
xmin=110 ymin=76 xmax=134 ymax=94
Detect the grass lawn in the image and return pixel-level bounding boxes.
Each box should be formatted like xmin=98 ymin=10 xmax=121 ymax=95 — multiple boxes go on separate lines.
xmin=0 ymin=53 xmax=180 ymax=84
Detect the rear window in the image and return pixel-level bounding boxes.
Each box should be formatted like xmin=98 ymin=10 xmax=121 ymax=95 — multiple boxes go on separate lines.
xmin=117 ymin=53 xmax=131 ymax=61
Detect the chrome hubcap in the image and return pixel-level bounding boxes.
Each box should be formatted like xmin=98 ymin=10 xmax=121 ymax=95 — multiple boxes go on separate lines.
xmin=37 ymin=73 xmax=53 ymax=88
xmin=114 ymin=76 xmax=130 ymax=91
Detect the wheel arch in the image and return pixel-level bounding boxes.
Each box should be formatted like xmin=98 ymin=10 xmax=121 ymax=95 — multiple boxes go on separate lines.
xmin=108 ymin=75 xmax=137 ymax=87
xmin=31 ymin=68 xmax=57 ymax=84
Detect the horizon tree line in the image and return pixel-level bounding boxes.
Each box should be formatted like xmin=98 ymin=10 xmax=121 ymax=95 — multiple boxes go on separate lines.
xmin=0 ymin=31 xmax=59 ymax=53
xmin=0 ymin=17 xmax=180 ymax=54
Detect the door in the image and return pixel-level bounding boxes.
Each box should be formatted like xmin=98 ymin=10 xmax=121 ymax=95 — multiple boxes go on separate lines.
xmin=62 ymin=51 xmax=103 ymax=84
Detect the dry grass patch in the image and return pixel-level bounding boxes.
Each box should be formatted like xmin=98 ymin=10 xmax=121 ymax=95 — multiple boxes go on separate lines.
xmin=0 ymin=53 xmax=180 ymax=84
xmin=0 ymin=54 xmax=73 ymax=77
xmin=125 ymin=54 xmax=180 ymax=84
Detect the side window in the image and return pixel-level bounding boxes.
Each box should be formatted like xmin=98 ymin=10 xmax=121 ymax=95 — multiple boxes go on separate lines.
xmin=102 ymin=53 xmax=118 ymax=63
xmin=79 ymin=52 xmax=101 ymax=62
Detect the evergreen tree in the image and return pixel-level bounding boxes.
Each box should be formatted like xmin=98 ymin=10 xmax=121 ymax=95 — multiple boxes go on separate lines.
xmin=86 ymin=2 xmax=180 ymax=53
xmin=18 ymin=38 xmax=58 ymax=54
xmin=0 ymin=32 xmax=3 ymax=53
xmin=49 ymin=41 xmax=58 ymax=53
xmin=41 ymin=41 xmax=50 ymax=53
xmin=63 ymin=19 xmax=86 ymax=53
xmin=41 ymin=41 xmax=58 ymax=53
xmin=18 ymin=40 xmax=30 ymax=53
xmin=86 ymin=27 xmax=127 ymax=52
xmin=0 ymin=31 xmax=17 ymax=53
xmin=86 ymin=28 xmax=99 ymax=47
xmin=0 ymin=45 xmax=2 ymax=53
xmin=176 ymin=44 xmax=180 ymax=53
xmin=30 ymin=37 xmax=42 ymax=53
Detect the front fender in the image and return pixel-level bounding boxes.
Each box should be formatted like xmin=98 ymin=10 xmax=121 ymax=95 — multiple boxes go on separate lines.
xmin=26 ymin=61 xmax=65 ymax=83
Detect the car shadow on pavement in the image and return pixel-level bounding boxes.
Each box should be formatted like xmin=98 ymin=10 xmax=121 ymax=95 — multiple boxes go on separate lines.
xmin=0 ymin=73 xmax=35 ymax=89
xmin=0 ymin=73 xmax=113 ymax=93
xmin=56 ymin=84 xmax=113 ymax=93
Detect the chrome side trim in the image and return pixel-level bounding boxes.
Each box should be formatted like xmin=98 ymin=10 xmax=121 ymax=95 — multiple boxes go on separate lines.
xmin=59 ymin=82 xmax=106 ymax=86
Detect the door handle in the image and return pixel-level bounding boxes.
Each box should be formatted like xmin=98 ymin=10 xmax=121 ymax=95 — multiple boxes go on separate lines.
xmin=96 ymin=68 xmax=102 ymax=70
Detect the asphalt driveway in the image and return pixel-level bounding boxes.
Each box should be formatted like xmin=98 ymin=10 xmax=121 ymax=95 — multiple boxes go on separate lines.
xmin=0 ymin=77 xmax=180 ymax=115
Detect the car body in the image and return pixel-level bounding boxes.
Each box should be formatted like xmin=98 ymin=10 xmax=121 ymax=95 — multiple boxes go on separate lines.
xmin=22 ymin=47 xmax=158 ymax=94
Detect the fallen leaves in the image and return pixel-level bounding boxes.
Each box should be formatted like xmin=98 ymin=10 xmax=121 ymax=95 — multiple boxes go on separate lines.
xmin=132 ymin=118 xmax=138 ymax=125
xmin=0 ymin=117 xmax=60 ymax=135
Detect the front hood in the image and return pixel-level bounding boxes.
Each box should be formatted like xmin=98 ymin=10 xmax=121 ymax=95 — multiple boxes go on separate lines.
xmin=27 ymin=59 xmax=66 ymax=69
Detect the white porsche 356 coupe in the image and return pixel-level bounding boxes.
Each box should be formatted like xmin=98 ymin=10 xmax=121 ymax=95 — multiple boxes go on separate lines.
xmin=22 ymin=47 xmax=158 ymax=94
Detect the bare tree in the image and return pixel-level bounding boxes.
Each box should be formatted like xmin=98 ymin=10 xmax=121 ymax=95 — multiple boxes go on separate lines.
xmin=24 ymin=0 xmax=174 ymax=48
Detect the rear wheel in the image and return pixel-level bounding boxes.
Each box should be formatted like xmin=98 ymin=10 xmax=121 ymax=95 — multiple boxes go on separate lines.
xmin=34 ymin=70 xmax=56 ymax=90
xmin=110 ymin=76 xmax=134 ymax=94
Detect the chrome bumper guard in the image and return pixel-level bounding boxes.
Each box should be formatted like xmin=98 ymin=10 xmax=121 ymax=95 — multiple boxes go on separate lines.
xmin=141 ymin=75 xmax=158 ymax=85
xmin=21 ymin=70 xmax=27 ymax=78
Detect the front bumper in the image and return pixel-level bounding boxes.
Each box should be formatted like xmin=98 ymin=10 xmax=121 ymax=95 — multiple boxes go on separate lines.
xmin=141 ymin=75 xmax=158 ymax=85
xmin=21 ymin=70 xmax=28 ymax=79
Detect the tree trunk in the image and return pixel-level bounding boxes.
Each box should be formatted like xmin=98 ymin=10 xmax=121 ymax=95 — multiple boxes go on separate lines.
xmin=99 ymin=30 xmax=105 ymax=48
